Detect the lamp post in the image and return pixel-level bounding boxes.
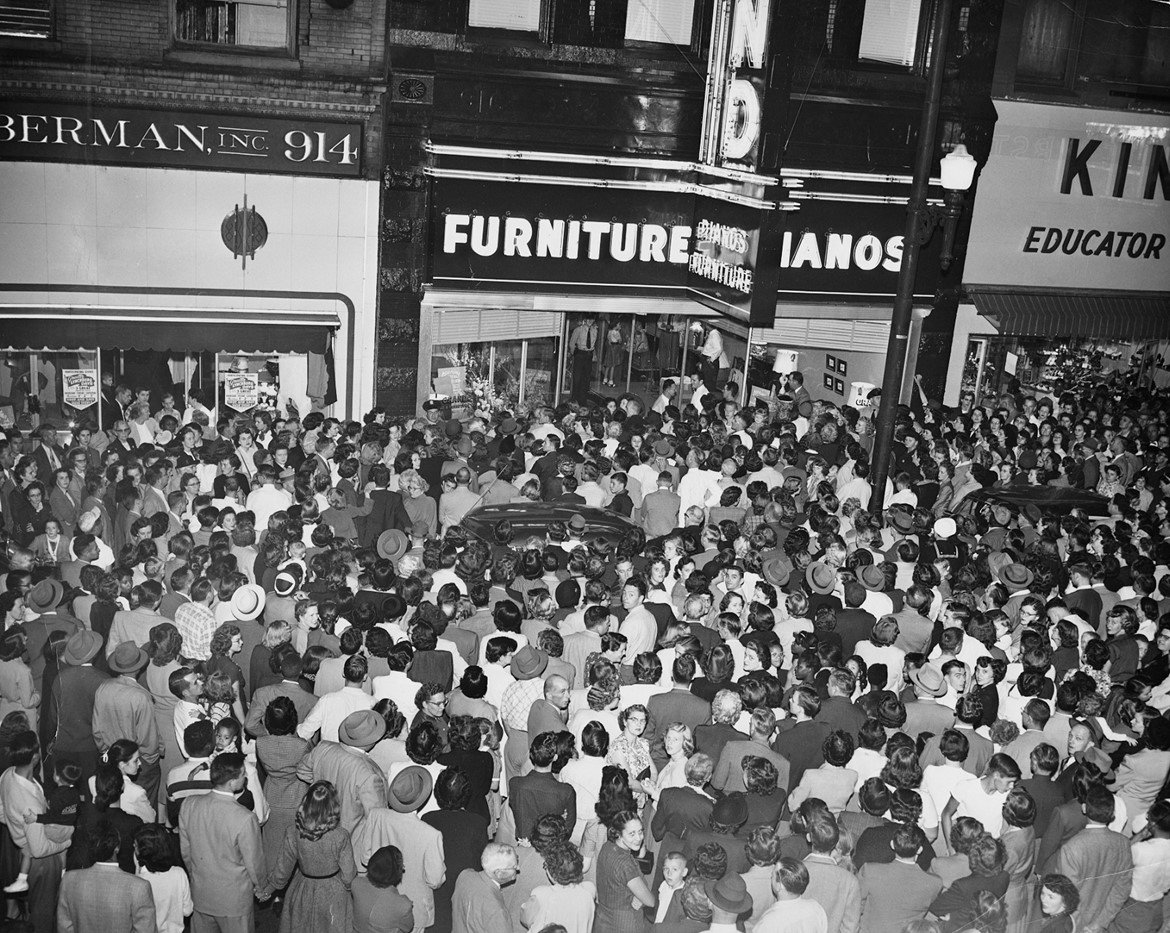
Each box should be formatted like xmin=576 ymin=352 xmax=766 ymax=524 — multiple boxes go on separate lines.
xmin=868 ymin=0 xmax=977 ymax=513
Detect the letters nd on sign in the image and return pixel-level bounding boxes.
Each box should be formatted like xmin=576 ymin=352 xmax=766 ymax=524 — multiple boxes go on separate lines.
xmin=0 ymin=103 xmax=363 ymax=176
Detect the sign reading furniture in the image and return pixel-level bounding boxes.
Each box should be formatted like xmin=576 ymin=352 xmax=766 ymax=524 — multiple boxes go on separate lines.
xmin=0 ymin=103 xmax=363 ymax=176
xmin=964 ymin=100 xmax=1169 ymax=292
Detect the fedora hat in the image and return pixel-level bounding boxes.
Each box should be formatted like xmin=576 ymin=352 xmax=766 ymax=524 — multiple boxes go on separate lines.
xmin=108 ymin=641 xmax=148 ymax=675
xmin=443 ymin=420 xmax=462 ymax=439
xmin=377 ymin=529 xmax=409 ymax=562
xmin=910 ymin=663 xmax=947 ymax=698
xmin=510 ymin=646 xmax=549 ymax=681
xmin=26 ymin=579 xmax=64 ymax=615
xmin=652 ymin=439 xmax=675 ymax=457
xmin=63 ymin=630 xmax=103 ymax=666
xmin=497 ymin=417 xmax=519 ymax=436
xmin=805 ymin=561 xmax=836 ymax=596
xmin=933 ymin=517 xmax=957 ymax=540
xmin=1000 ymin=562 xmax=1034 ymax=592
xmin=388 ymin=765 xmax=433 ymax=813
xmin=761 ymin=555 xmax=791 ymax=588
xmin=1023 ymin=503 xmax=1043 ymax=524
xmin=338 ymin=710 xmax=387 ymax=750
xmin=230 ymin=584 xmax=266 ymax=622
xmin=858 ymin=565 xmax=885 ymax=593
xmin=712 ymin=792 xmax=749 ymax=827
xmin=568 ymin=514 xmax=587 ymax=534
xmin=706 ymin=873 xmax=753 ymax=915
xmin=273 ymin=572 xmax=298 ymax=597
xmin=889 ymin=508 xmax=914 ymax=534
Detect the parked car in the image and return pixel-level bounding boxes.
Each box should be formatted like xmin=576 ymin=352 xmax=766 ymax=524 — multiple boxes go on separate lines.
xmin=953 ymin=485 xmax=1111 ymax=520
xmin=460 ymin=502 xmax=638 ymax=550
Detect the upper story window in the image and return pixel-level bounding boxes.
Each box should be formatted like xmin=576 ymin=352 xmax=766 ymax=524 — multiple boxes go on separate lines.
xmin=857 ymin=0 xmax=923 ymax=66
xmin=0 ymin=0 xmax=52 ymax=38
xmin=625 ymin=0 xmax=694 ymax=45
xmin=815 ymin=0 xmax=929 ymax=69
xmin=175 ymin=0 xmax=292 ymax=50
xmin=468 ymin=0 xmax=541 ymax=31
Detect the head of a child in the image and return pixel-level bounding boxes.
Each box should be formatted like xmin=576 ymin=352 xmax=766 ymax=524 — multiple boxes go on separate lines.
xmin=215 ymin=718 xmax=243 ymax=754
xmin=288 ymin=540 xmax=307 ymax=561
xmin=662 ymin=851 xmax=688 ymax=889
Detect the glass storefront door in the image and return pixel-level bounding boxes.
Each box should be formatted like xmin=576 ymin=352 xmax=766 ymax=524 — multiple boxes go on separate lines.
xmin=0 ymin=350 xmax=100 ymax=437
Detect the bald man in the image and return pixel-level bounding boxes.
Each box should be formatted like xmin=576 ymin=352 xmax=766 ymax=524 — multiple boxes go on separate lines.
xmin=527 ymin=675 xmax=571 ymax=745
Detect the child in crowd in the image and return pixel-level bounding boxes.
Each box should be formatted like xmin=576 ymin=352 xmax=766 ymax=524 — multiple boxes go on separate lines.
xmin=5 ymin=761 xmax=84 ymax=893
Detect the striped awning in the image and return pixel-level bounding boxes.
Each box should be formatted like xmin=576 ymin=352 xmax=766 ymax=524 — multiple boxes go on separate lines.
xmin=967 ymin=287 xmax=1170 ymax=340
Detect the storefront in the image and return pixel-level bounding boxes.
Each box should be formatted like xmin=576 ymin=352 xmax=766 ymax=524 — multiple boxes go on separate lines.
xmin=418 ymin=145 xmax=783 ymax=413
xmin=0 ymin=102 xmax=381 ymax=432
xmin=742 ymin=170 xmax=943 ymax=413
xmin=947 ymin=100 xmax=1170 ymax=406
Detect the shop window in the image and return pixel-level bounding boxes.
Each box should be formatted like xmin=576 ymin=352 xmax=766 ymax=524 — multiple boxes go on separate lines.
xmin=174 ymin=0 xmax=292 ymax=50
xmin=1016 ymin=0 xmax=1079 ymax=85
xmin=815 ymin=0 xmax=927 ymax=68
xmin=468 ymin=0 xmax=541 ymax=31
xmin=0 ymin=0 xmax=52 ymax=38
xmin=0 ymin=351 xmax=98 ymax=435
xmin=625 ymin=0 xmax=694 ymax=45
xmin=432 ymin=337 xmax=560 ymax=414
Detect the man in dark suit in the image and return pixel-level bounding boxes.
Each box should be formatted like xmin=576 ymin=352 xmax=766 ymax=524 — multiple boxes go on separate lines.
xmin=815 ymin=669 xmax=868 ymax=741
xmin=32 ymin=424 xmax=66 ymax=485
xmin=647 ymin=655 xmax=711 ymax=769
xmin=358 ymin=464 xmax=412 ymax=548
xmin=650 ymin=758 xmax=715 ymax=886
xmin=1017 ymin=743 xmax=1065 ymax=838
xmin=712 ymin=707 xmax=790 ymax=794
xmin=772 ymin=686 xmax=832 ymax=793
xmin=43 ymin=630 xmax=109 ymax=780
xmin=787 ymin=371 xmax=813 ymax=419
xmin=681 ymin=794 xmax=751 ymax=875
xmin=57 ymin=821 xmax=156 ymax=933
xmin=179 ymin=753 xmax=266 ymax=932
xmin=59 ymin=534 xmax=99 ymax=590
xmin=508 ymin=732 xmax=575 ymax=841
xmin=244 ymin=652 xmax=318 ymax=737
xmin=835 ymin=582 xmax=877 ymax=657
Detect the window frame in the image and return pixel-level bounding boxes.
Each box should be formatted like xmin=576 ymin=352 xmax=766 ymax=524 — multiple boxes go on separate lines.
xmin=0 ymin=0 xmax=59 ymax=44
xmin=621 ymin=0 xmax=703 ymax=52
xmin=169 ymin=0 xmax=298 ymax=58
xmin=1012 ymin=0 xmax=1085 ymax=92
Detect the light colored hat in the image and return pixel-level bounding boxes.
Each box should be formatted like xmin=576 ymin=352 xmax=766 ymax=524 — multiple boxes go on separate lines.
xmin=108 ymin=641 xmax=149 ymax=675
xmin=230 ymin=583 xmax=266 ymax=621
xmin=338 ymin=710 xmax=387 ymax=750
xmin=388 ymin=766 xmax=433 ymax=813
xmin=933 ymin=517 xmax=957 ymax=540
xmin=910 ymin=663 xmax=947 ymax=698
xmin=63 ymin=630 xmax=103 ymax=666
xmin=77 ymin=508 xmax=100 ymax=534
xmin=510 ymin=646 xmax=549 ymax=680
xmin=377 ymin=529 xmax=409 ymax=562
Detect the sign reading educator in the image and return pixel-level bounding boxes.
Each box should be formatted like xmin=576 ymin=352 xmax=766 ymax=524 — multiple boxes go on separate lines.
xmin=0 ymin=103 xmax=362 ymax=176
xmin=964 ymin=100 xmax=1169 ymax=292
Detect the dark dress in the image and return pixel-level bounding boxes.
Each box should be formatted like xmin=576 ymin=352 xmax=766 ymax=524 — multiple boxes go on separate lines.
xmin=421 ymin=808 xmax=489 ymax=933
xmin=266 ymin=824 xmax=356 ymax=933
xmin=593 ymin=841 xmax=648 ymax=933
xmin=256 ymin=733 xmax=311 ymax=873
xmin=205 ymin=653 xmax=248 ymax=714
xmin=973 ymin=683 xmax=1000 ymax=727
xmin=351 ymin=876 xmax=414 ymax=933
xmin=435 ymin=748 xmax=494 ymax=821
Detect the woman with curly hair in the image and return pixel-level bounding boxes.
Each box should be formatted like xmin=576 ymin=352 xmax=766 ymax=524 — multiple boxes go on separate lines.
xmin=142 ymin=621 xmax=185 ymax=790
xmin=592 ymin=808 xmax=655 ymax=933
xmin=260 ymin=780 xmax=356 ymax=932
xmin=205 ymin=622 xmax=246 ymax=712
xmin=606 ymin=704 xmax=656 ymax=808
xmin=521 ymin=839 xmax=596 ymax=933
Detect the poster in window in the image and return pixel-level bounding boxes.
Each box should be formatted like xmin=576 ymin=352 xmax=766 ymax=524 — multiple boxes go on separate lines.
xmin=224 ymin=373 xmax=260 ymax=412
xmin=62 ymin=369 xmax=99 ymax=410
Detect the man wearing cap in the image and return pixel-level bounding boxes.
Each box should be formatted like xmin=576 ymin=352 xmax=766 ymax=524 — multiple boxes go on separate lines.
xmin=352 ymin=766 xmax=446 ymax=933
xmin=902 ymin=664 xmax=955 ymax=738
xmin=93 ymin=641 xmax=163 ymax=805
xmin=451 ymin=842 xmax=519 ymax=933
xmin=23 ymin=579 xmax=81 ymax=689
xmin=297 ymin=709 xmax=387 ymax=832
xmin=42 ymin=630 xmax=109 ymax=780
xmin=499 ymin=646 xmax=549 ymax=781
xmin=107 ymin=579 xmax=165 ymax=657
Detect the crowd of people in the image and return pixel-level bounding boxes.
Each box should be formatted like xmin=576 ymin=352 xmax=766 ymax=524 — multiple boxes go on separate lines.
xmin=0 ymin=362 xmax=1167 ymax=933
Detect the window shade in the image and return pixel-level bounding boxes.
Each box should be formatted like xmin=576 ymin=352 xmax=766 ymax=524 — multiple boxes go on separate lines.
xmin=0 ymin=0 xmax=51 ymax=37
xmin=755 ymin=318 xmax=891 ymax=352
xmin=434 ymin=309 xmax=564 ymax=344
xmin=235 ymin=0 xmax=287 ymax=48
xmin=858 ymin=0 xmax=922 ymax=67
xmin=469 ymin=0 xmax=541 ymax=31
xmin=625 ymin=0 xmax=694 ymax=45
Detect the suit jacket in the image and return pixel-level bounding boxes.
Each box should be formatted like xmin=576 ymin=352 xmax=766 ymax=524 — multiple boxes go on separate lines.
xmin=1109 ymin=748 xmax=1170 ymax=831
xmin=902 ymin=698 xmax=955 ymax=740
xmin=297 ymin=741 xmax=387 ymax=833
xmin=1053 ymin=826 xmax=1132 ymax=933
xmin=918 ymin=725 xmax=993 ymax=777
xmin=641 ymin=489 xmax=683 ymax=539
xmin=49 ymin=486 xmax=80 ymax=536
xmin=351 ymin=809 xmax=446 ymax=929
xmin=245 ymin=679 xmax=319 ymax=737
xmin=835 ymin=607 xmax=878 ymax=657
xmin=59 ymin=559 xmax=91 ymax=590
xmin=858 ymin=859 xmax=943 ymax=933
xmin=452 ymin=869 xmax=510 ymax=933
xmin=815 ymin=696 xmax=867 ymax=741
xmin=792 ymin=385 xmax=813 ymax=419
xmin=1018 ymin=775 xmax=1065 ymax=837
xmin=24 ymin=610 xmax=81 ymax=688
xmin=684 ymin=827 xmax=750 ymax=874
xmin=804 ymin=852 xmax=861 ymax=933
xmin=772 ymin=719 xmax=832 ymax=792
xmin=713 ymin=738 xmax=790 ymax=795
xmin=358 ymin=489 xmax=413 ymax=548
xmin=648 ymin=688 xmax=711 ymax=768
xmin=33 ymin=444 xmax=66 ymax=486
xmin=651 ymin=786 xmax=714 ymax=842
xmin=789 ymin=764 xmax=859 ymax=813
xmin=694 ymin=722 xmax=745 ymax=768
xmin=57 ymin=863 xmax=156 ymax=933
xmin=1038 ymin=799 xmax=1088 ymax=873
xmin=140 ymin=485 xmax=169 ymax=519
xmin=178 ymin=789 xmax=265 ymax=917
xmin=509 ymin=770 xmax=575 ymax=840
xmin=45 ymin=663 xmax=109 ymax=758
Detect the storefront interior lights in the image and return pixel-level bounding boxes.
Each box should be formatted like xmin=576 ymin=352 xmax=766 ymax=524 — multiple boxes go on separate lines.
xmin=424 ymin=142 xmax=779 ymax=187
xmin=424 ymin=166 xmax=799 ymax=211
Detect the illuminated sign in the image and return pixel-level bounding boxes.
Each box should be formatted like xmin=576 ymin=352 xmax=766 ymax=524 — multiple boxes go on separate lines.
xmin=700 ymin=0 xmax=774 ymax=170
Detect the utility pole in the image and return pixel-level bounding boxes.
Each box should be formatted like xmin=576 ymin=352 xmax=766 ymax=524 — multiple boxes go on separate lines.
xmin=869 ymin=0 xmax=955 ymax=513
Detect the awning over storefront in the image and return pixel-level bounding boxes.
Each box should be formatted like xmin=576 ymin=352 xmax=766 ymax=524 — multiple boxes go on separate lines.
xmin=967 ymin=288 xmax=1170 ymax=341
xmin=0 ymin=298 xmax=342 ymax=354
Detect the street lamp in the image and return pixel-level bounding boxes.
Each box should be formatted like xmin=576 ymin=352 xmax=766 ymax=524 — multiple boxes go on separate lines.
xmin=868 ymin=0 xmax=976 ymax=514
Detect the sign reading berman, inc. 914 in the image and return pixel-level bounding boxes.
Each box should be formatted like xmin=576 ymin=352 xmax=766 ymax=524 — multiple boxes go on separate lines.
xmin=0 ymin=103 xmax=363 ymax=177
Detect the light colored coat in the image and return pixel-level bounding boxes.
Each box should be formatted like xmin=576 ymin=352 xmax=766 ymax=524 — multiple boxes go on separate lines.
xmin=178 ymin=788 xmax=265 ymax=919
xmin=351 ymin=808 xmax=445 ymax=933
xmin=296 ymin=741 xmax=387 ymax=833
xmin=57 ymin=863 xmax=156 ymax=933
